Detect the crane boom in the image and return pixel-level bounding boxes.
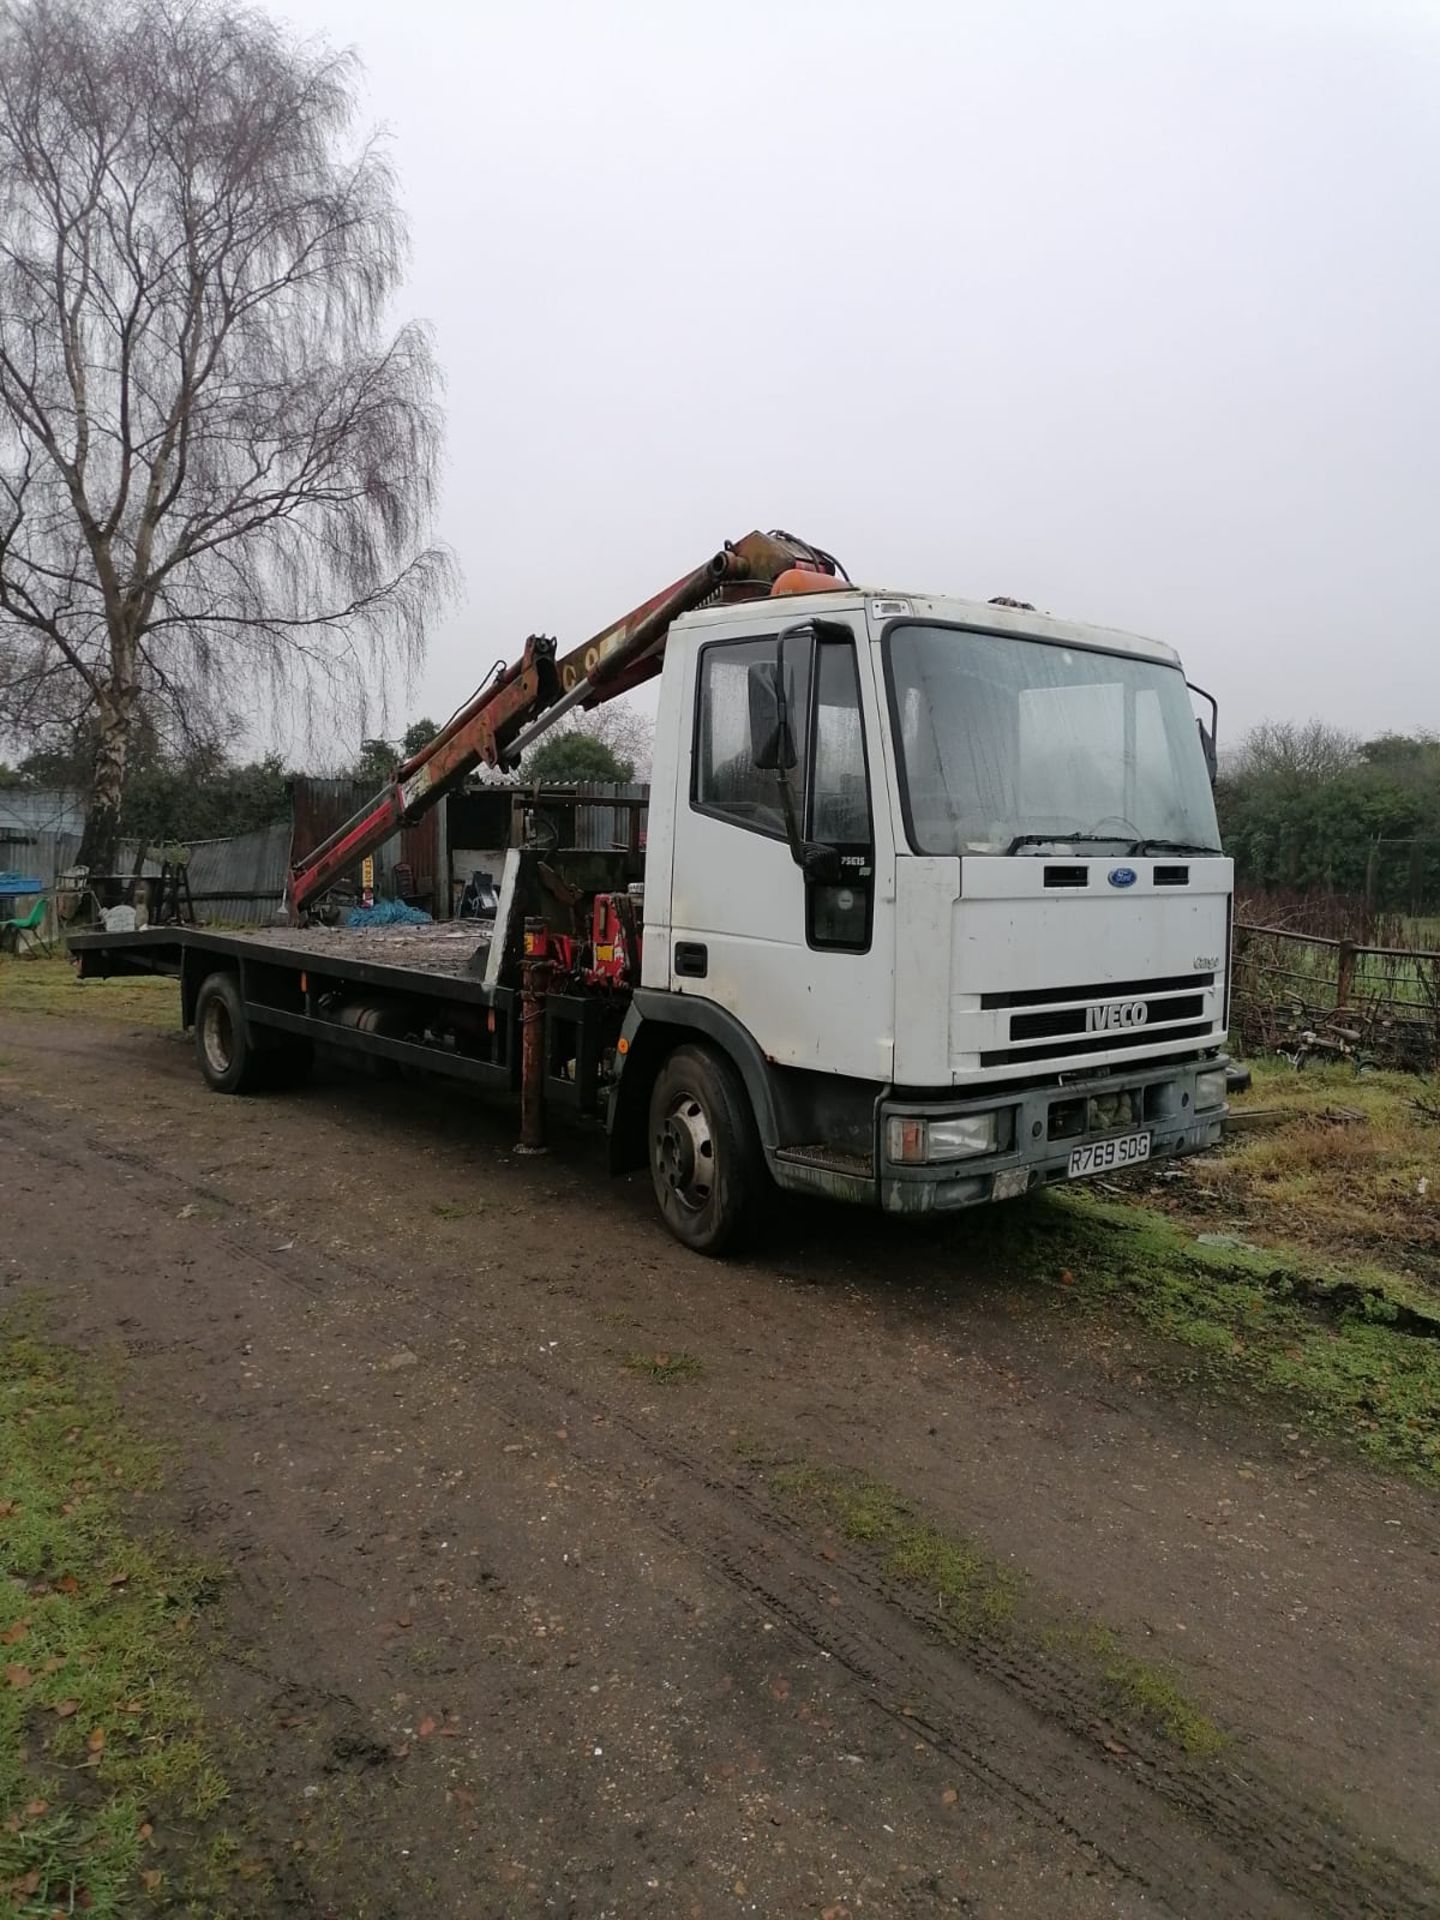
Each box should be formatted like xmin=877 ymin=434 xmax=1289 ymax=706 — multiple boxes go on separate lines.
xmin=287 ymin=529 xmax=842 ymax=917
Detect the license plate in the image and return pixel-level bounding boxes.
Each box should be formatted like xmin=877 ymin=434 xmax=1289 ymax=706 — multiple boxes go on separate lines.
xmin=1068 ymin=1131 xmax=1151 ymax=1179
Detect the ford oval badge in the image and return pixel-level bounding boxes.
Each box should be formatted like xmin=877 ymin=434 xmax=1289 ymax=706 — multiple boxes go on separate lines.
xmin=1108 ymin=866 xmax=1138 ymax=889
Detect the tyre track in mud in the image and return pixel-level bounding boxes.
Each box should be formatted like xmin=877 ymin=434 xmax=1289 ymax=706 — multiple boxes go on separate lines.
xmin=4 ymin=1102 xmax=1435 ymax=1920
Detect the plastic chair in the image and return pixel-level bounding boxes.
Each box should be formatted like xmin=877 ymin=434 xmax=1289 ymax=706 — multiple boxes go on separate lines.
xmin=0 ymin=895 xmax=47 ymax=955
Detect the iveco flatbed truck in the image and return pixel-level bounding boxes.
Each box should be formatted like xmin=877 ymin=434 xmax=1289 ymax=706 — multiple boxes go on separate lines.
xmin=70 ymin=528 xmax=1234 ymax=1253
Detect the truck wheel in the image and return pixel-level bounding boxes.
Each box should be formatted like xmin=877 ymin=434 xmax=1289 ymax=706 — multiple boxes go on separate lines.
xmin=648 ymin=1043 xmax=765 ymax=1255
xmin=194 ymin=971 xmax=266 ymax=1095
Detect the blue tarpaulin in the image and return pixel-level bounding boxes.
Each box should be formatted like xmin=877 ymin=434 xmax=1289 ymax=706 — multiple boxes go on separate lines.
xmin=345 ymin=899 xmax=433 ymax=929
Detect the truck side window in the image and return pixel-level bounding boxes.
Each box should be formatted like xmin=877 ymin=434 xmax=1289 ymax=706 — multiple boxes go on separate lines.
xmin=806 ymin=640 xmax=874 ymax=952
xmin=694 ymin=636 xmax=810 ymax=838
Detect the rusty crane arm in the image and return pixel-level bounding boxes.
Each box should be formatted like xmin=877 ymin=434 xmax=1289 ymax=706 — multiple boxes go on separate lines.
xmin=286 ymin=529 xmax=844 ymax=918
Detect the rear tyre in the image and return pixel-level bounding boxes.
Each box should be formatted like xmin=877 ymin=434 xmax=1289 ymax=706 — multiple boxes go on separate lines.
xmin=648 ymin=1042 xmax=766 ymax=1255
xmin=193 ymin=971 xmax=267 ymax=1095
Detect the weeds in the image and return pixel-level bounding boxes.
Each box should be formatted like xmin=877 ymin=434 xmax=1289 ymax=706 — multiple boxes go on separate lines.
xmin=1037 ymin=1189 xmax=1440 ymax=1482
xmin=0 ymin=1321 xmax=231 ymax=1914
xmin=1168 ymin=1059 xmax=1440 ymax=1272
xmin=623 ymin=1351 xmax=704 ymax=1384
xmin=767 ymin=1458 xmax=1223 ymax=1756
xmin=1067 ymin=1625 xmax=1226 ymax=1756
xmin=773 ymin=1462 xmax=1018 ymax=1631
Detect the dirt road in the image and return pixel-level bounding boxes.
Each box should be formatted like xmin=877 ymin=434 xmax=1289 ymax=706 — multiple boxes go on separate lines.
xmin=2 ymin=1005 xmax=1438 ymax=1918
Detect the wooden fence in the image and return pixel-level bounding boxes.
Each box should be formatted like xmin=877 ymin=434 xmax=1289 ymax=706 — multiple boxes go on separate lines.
xmin=1232 ymin=922 xmax=1440 ymax=1070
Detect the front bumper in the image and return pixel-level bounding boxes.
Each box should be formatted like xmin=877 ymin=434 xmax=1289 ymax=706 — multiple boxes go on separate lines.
xmin=879 ymin=1055 xmax=1228 ymax=1215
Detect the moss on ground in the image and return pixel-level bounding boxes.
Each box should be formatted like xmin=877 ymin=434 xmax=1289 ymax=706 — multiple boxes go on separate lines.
xmin=767 ymin=1458 xmax=1224 ymax=1757
xmin=0 ymin=1318 xmax=245 ymax=1915
xmin=1026 ymin=1187 xmax=1440 ymax=1483
xmin=771 ymin=1462 xmax=1018 ymax=1631
xmin=623 ymin=1350 xmax=705 ymax=1384
xmin=0 ymin=955 xmax=178 ymax=1027
xmin=1065 ymin=1624 xmax=1226 ymax=1756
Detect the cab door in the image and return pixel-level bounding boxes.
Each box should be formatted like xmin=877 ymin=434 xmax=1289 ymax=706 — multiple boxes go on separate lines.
xmin=666 ymin=611 xmax=894 ymax=1084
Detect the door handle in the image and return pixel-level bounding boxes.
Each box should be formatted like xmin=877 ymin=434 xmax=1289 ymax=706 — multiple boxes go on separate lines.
xmin=674 ymin=941 xmax=708 ymax=978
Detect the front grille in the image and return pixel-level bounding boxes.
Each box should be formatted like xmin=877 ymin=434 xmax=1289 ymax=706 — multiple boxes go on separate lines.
xmin=981 ymin=1021 xmax=1214 ymax=1068
xmin=1010 ymin=991 xmax=1206 ymax=1043
xmin=980 ymin=971 xmax=1214 ymax=1011
xmin=975 ymin=972 xmax=1218 ymax=1070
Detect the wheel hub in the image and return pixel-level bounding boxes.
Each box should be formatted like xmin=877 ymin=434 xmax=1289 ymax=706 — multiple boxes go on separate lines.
xmin=201 ymin=997 xmax=233 ymax=1075
xmin=655 ymin=1094 xmax=714 ymax=1212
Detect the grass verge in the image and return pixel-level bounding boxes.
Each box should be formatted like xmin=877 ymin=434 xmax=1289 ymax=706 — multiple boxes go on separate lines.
xmin=1028 ymin=1187 xmax=1440 ymax=1483
xmin=0 ymin=956 xmax=178 ymax=1027
xmin=0 ymin=1318 xmax=236 ymax=1915
xmin=1154 ymin=1058 xmax=1440 ymax=1277
xmin=766 ymin=1458 xmax=1224 ymax=1757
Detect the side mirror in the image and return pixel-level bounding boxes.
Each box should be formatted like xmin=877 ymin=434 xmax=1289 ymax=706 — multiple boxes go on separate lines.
xmin=1188 ymin=681 xmax=1219 ymax=786
xmin=748 ymin=661 xmax=797 ymax=772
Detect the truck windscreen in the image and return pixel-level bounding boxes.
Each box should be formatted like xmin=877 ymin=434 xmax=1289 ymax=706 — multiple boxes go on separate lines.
xmin=885 ymin=623 xmax=1221 ymax=857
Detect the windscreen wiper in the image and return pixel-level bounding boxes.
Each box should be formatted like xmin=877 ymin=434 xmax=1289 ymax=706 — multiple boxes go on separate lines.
xmin=1005 ymin=833 xmax=1131 ymax=855
xmin=1128 ymin=838 xmax=1224 ymax=856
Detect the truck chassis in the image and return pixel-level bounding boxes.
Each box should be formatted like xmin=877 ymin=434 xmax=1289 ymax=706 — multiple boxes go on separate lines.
xmin=69 ymin=912 xmax=1229 ymax=1253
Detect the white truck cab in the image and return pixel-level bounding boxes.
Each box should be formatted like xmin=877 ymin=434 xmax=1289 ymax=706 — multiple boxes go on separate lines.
xmin=623 ymin=586 xmax=1231 ymax=1245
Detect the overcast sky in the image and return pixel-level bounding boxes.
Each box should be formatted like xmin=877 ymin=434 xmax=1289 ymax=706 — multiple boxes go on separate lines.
xmin=278 ymin=0 xmax=1438 ymax=757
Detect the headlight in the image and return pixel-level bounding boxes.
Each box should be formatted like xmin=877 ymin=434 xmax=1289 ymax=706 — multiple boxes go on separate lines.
xmin=886 ymin=1112 xmax=998 ymax=1164
xmin=1195 ymin=1068 xmax=1228 ymax=1111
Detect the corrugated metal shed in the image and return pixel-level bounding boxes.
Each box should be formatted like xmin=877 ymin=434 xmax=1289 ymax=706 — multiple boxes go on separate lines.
xmin=2 ymin=830 xmax=78 ymax=885
xmin=1 ymin=775 xmax=652 ymax=932
xmin=0 ymin=795 xmax=84 ymax=941
xmin=0 ymin=822 xmax=290 ymax=929
xmin=0 ymin=788 xmax=86 ymax=841
xmin=177 ymin=823 xmax=292 ymax=926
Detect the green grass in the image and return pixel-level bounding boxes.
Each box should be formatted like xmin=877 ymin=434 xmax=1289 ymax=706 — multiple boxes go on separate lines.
xmin=771 ymin=1461 xmax=1018 ymax=1632
xmin=0 ymin=1319 xmax=231 ymax=1915
xmin=1180 ymin=1058 xmax=1440 ymax=1272
xmin=623 ymin=1350 xmax=704 ymax=1384
xmin=1033 ymin=1186 xmax=1440 ymax=1483
xmin=0 ymin=955 xmax=178 ymax=1027
xmin=767 ymin=1458 xmax=1223 ymax=1756
xmin=1065 ymin=1624 xmax=1227 ymax=1756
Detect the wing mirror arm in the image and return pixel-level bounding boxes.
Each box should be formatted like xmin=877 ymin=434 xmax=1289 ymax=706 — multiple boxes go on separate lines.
xmin=1188 ymin=680 xmax=1219 ymax=785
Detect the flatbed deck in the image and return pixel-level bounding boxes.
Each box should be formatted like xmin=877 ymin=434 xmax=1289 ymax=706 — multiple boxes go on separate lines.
xmin=69 ymin=921 xmax=494 ymax=996
xmin=222 ymin=923 xmax=490 ymax=977
xmin=68 ymin=919 xmax=613 ymax=1120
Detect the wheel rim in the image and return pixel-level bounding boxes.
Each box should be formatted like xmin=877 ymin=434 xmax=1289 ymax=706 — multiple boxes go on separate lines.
xmin=654 ymin=1089 xmax=715 ymax=1213
xmin=201 ymin=996 xmax=234 ymax=1076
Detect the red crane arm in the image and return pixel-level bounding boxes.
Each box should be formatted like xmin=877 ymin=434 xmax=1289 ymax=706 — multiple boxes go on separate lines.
xmin=287 ymin=529 xmax=842 ymax=917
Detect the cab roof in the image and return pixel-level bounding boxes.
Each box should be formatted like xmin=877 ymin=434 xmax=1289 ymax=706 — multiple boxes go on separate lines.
xmin=685 ymin=586 xmax=1183 ymax=669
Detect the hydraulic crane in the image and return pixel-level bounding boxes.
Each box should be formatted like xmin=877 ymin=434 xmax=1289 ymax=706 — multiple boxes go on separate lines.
xmin=287 ymin=529 xmax=845 ymax=918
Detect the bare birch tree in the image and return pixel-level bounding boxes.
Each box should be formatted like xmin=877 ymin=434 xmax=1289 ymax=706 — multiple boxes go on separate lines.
xmin=0 ymin=0 xmax=449 ymax=877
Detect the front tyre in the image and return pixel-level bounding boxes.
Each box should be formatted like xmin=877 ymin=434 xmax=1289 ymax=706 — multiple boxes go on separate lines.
xmin=648 ymin=1043 xmax=766 ymax=1255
